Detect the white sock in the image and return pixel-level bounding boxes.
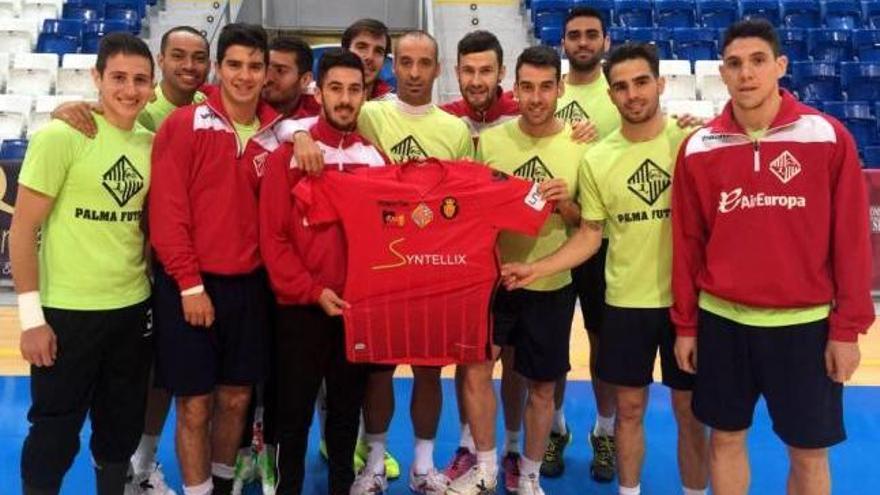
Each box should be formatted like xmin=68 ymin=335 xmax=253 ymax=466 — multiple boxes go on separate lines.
xmin=619 ymin=483 xmax=641 ymax=495
xmin=683 ymin=488 xmax=707 ymax=495
xmin=211 ymin=462 xmax=234 ymax=480
xmin=364 ymin=432 xmax=387 ymax=474
xmin=183 ymin=478 xmax=212 ymax=495
xmin=594 ymin=414 xmax=616 ymax=437
xmin=131 ymin=434 xmax=160 ymax=474
xmin=459 ymin=423 xmax=476 ymax=453
xmin=413 ymin=437 xmax=435 ymax=474
xmin=519 ymin=455 xmax=541 ymax=479
xmin=551 ymin=409 xmax=567 ymax=435
xmin=503 ymin=430 xmax=521 ymax=455
xmin=476 ymin=448 xmax=497 ymax=474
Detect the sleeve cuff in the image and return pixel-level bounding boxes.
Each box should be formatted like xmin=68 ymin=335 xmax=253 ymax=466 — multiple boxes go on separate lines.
xmin=310 ymin=285 xmax=325 ymax=304
xmin=676 ymin=325 xmax=697 ymax=337
xmin=829 ymin=327 xmax=859 ymax=343
xmin=176 ymin=274 xmax=204 ymax=294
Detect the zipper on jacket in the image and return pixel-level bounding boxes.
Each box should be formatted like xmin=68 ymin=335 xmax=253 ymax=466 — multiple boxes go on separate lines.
xmin=753 ymin=140 xmax=760 ymax=172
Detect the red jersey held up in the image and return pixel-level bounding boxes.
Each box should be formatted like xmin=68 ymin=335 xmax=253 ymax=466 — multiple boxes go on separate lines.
xmin=294 ymin=159 xmax=553 ymax=366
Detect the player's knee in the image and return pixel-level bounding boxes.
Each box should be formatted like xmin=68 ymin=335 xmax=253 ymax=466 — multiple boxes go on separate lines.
xmin=177 ymin=396 xmax=212 ymax=427
xmin=616 ymin=394 xmax=647 ymax=424
xmin=788 ymin=446 xmax=828 ymax=471
xmin=216 ymin=387 xmax=252 ymax=414
xmin=710 ymin=429 xmax=747 ymax=452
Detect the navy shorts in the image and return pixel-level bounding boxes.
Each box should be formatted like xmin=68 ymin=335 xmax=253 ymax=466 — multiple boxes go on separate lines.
xmin=154 ymin=264 xmax=271 ymax=397
xmin=694 ymin=310 xmax=845 ymax=449
xmin=572 ymin=238 xmax=608 ymax=334
xmin=598 ymin=304 xmax=694 ymax=390
xmin=493 ymin=285 xmax=576 ymax=382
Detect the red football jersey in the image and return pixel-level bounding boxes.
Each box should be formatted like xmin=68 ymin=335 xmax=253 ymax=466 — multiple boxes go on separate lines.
xmin=295 ymin=159 xmax=553 ymax=366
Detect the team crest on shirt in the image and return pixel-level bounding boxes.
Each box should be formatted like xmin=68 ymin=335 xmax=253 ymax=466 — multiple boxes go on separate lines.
xmin=440 ymin=197 xmax=458 ymax=219
xmin=769 ymin=150 xmax=802 ymax=184
xmin=514 ymin=156 xmax=554 ymax=182
xmin=390 ymin=135 xmax=428 ymax=162
xmin=411 ymin=202 xmax=433 ymax=228
xmin=555 ymin=101 xmax=589 ymax=123
xmin=253 ymin=151 xmax=269 ymax=177
xmin=627 ymin=159 xmax=671 ymax=206
xmin=381 ymin=209 xmax=406 ymax=228
xmin=102 ymin=155 xmax=144 ymax=207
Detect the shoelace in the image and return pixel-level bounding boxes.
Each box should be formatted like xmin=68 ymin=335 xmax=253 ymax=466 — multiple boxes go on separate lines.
xmin=594 ymin=436 xmax=615 ymax=467
xmin=544 ymin=435 xmax=564 ymax=462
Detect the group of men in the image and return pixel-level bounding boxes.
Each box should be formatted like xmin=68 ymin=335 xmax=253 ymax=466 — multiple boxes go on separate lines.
xmin=10 ymin=5 xmax=872 ymax=495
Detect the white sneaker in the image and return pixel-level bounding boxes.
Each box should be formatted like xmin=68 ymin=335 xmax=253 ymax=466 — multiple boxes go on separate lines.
xmin=516 ymin=473 xmax=544 ymax=495
xmin=126 ymin=463 xmax=177 ymax=495
xmin=445 ymin=464 xmax=497 ymax=494
xmin=350 ymin=468 xmax=388 ymax=495
xmin=409 ymin=468 xmax=450 ymax=495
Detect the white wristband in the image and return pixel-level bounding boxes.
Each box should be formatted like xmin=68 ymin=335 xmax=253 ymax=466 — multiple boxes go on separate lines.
xmin=181 ymin=284 xmax=205 ymax=296
xmin=18 ymin=291 xmax=46 ymax=331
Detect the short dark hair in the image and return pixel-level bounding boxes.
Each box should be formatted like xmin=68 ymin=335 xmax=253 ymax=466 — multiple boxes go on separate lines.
xmin=159 ymin=26 xmax=208 ymax=55
xmin=515 ymin=45 xmax=561 ymax=82
xmin=96 ymin=32 xmax=154 ymax=76
xmin=317 ymin=48 xmax=365 ymax=87
xmin=721 ymin=18 xmax=781 ymax=57
xmin=270 ymin=36 xmax=313 ymax=76
xmin=217 ymin=23 xmax=268 ymax=65
xmin=457 ymin=30 xmax=503 ymax=65
xmin=603 ymin=42 xmax=660 ymax=81
xmin=564 ymin=6 xmax=606 ymax=37
xmin=341 ymin=18 xmax=391 ymax=58
xmin=396 ymin=30 xmax=439 ymax=61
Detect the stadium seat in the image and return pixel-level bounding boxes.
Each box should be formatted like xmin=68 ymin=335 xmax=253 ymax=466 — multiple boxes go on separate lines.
xmin=808 ymin=29 xmax=854 ymax=63
xmin=531 ymin=0 xmax=568 ymax=27
xmin=61 ymin=4 xmax=101 ymax=22
xmin=0 ymin=94 xmax=32 ymax=140
xmin=739 ymin=0 xmax=782 ymax=26
xmin=824 ymin=0 xmax=864 ymax=30
xmin=0 ymin=19 xmax=36 ymax=53
xmin=57 ymin=53 xmax=97 ymax=97
xmin=781 ymin=0 xmax=822 ymax=28
xmin=778 ymin=28 xmax=809 ymax=61
xmin=614 ymin=0 xmax=653 ymax=28
xmin=540 ymin=25 xmax=563 ymax=46
xmin=696 ymin=0 xmax=737 ymax=28
xmin=29 ymin=94 xmax=82 ymax=136
xmin=655 ymin=0 xmax=696 ymax=28
xmin=0 ymin=0 xmax=20 ymax=19
xmin=866 ymin=0 xmax=880 ymax=29
xmin=81 ymin=19 xmax=128 ymax=53
xmin=7 ymin=52 xmax=58 ymax=96
xmin=673 ymin=28 xmax=717 ymax=62
xmin=790 ymin=61 xmax=841 ymax=101
xmin=0 ymin=138 xmax=27 ymax=159
xmin=571 ymin=0 xmax=613 ymax=26
xmin=534 ymin=10 xmax=566 ymax=37
xmin=694 ymin=59 xmax=727 ymax=100
xmin=825 ymin=101 xmax=876 ymax=148
xmin=36 ymin=19 xmax=82 ymax=56
xmin=659 ymin=59 xmax=692 ymax=76
xmin=20 ymin=0 xmax=61 ymax=27
xmin=664 ymin=99 xmax=715 ymax=118
xmin=627 ymin=28 xmax=673 ymax=59
xmin=842 ymin=61 xmax=880 ymax=100
xmin=608 ymin=26 xmax=627 ymax=48
xmin=660 ymin=61 xmax=697 ymax=100
xmin=864 ymin=145 xmax=880 ymax=167
xmin=712 ymin=98 xmax=729 ymax=115
xmin=855 ymin=29 xmax=880 ymax=60
xmin=0 ymin=52 xmax=8 ymax=92
xmin=104 ymin=5 xmax=140 ymax=34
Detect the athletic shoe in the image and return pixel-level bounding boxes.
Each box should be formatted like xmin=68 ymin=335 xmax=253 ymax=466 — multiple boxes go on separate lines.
xmin=589 ymin=431 xmax=616 ymax=483
xmin=408 ymin=468 xmax=450 ymax=495
xmin=257 ymin=444 xmax=277 ymax=495
xmin=351 ymin=468 xmax=389 ymax=495
xmin=355 ymin=441 xmax=401 ymax=480
xmin=442 ymin=447 xmax=477 ymax=481
xmin=516 ymin=474 xmax=544 ymax=495
xmin=320 ymin=439 xmax=329 ymax=461
xmin=501 ymin=452 xmax=520 ymax=493
xmin=539 ymin=425 xmax=571 ymax=478
xmin=125 ymin=462 xmax=177 ymax=495
xmin=445 ymin=464 xmax=497 ymax=494
xmin=232 ymin=449 xmax=257 ymax=495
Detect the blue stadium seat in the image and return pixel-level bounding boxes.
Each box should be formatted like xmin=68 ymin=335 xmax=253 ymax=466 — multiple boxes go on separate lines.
xmin=62 ymin=4 xmax=101 ymax=22
xmin=801 ymin=99 xmax=824 ymax=111
xmin=790 ymin=61 xmax=841 ymax=101
xmin=541 ymin=25 xmax=563 ymax=46
xmin=780 ymin=74 xmax=796 ymax=93
xmin=535 ymin=10 xmax=566 ymax=37
xmin=778 ymin=28 xmax=809 ymax=61
xmin=697 ymin=0 xmax=737 ymax=28
xmin=627 ymin=28 xmax=673 ymax=59
xmin=615 ymin=0 xmax=654 ymax=28
xmin=105 ymin=5 xmax=141 ymax=34
xmin=864 ymin=145 xmax=880 ymax=168
xmin=824 ymin=1 xmax=864 ymax=30
xmin=808 ymin=29 xmax=854 ymax=62
xmin=655 ymin=0 xmax=696 ymax=28
xmin=609 ymin=26 xmax=627 ymax=49
xmin=37 ymin=19 xmax=83 ymax=57
xmin=81 ymin=20 xmax=129 ymax=53
xmin=571 ymin=0 xmax=613 ymax=26
xmin=781 ymin=0 xmax=822 ymax=28
xmin=842 ymin=61 xmax=880 ymax=100
xmin=855 ymin=29 xmax=880 ymax=60
xmin=740 ymin=0 xmax=782 ymax=26
xmin=866 ymin=0 xmax=880 ymax=29
xmin=673 ymin=28 xmax=717 ymax=62
xmin=0 ymin=139 xmax=27 ymax=160
xmin=532 ymin=0 xmax=569 ymax=20
xmin=825 ymin=101 xmax=876 ymax=149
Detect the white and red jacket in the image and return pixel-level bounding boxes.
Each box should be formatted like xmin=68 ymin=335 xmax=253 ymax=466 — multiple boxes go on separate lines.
xmin=259 ymin=117 xmax=388 ymax=305
xmin=441 ymin=87 xmax=519 ymax=140
xmin=371 ymin=79 xmax=395 ymax=101
xmin=150 ymin=90 xmax=283 ymax=291
xmin=671 ymin=90 xmax=873 ymax=342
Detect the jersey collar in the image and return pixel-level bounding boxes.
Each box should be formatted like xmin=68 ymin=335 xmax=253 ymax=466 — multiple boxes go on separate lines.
xmin=395 ymin=98 xmax=434 ymax=116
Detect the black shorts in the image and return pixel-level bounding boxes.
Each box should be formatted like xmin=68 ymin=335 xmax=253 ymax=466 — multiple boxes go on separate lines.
xmin=493 ymin=285 xmax=576 ymax=382
xmin=154 ymin=264 xmax=271 ymax=397
xmin=572 ymin=238 xmax=608 ymax=334
xmin=694 ymin=310 xmax=844 ymax=449
xmin=598 ymin=304 xmax=694 ymax=390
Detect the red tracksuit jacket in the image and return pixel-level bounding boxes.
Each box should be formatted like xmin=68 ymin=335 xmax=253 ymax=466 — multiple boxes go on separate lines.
xmin=440 ymin=87 xmax=519 ymax=140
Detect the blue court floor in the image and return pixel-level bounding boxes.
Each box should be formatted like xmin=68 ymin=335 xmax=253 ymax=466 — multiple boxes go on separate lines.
xmin=0 ymin=377 xmax=878 ymax=494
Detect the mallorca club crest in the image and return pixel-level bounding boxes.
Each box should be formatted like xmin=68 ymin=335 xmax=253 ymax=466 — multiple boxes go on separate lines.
xmin=440 ymin=197 xmax=458 ymax=219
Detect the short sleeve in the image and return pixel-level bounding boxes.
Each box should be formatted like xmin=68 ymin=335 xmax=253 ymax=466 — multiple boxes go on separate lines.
xmin=482 ymin=168 xmax=553 ymax=236
xmin=577 ymin=156 xmax=607 ymax=221
xmin=18 ymin=120 xmax=80 ymax=198
xmin=293 ymin=174 xmax=342 ymax=226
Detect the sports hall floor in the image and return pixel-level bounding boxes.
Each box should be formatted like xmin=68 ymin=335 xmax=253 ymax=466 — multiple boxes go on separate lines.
xmin=0 ymin=306 xmax=878 ymax=494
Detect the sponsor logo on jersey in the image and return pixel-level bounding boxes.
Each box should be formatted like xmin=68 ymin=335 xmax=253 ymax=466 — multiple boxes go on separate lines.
xmin=555 ymin=101 xmax=589 ymax=123
xmin=411 ymin=202 xmax=433 ymax=228
xmin=372 ymin=238 xmax=467 ymax=270
xmin=769 ymin=150 xmax=802 ymax=184
xmin=441 ymin=197 xmax=458 ymax=219
xmin=382 ymin=210 xmax=406 ymax=227
xmin=514 ymin=156 xmax=554 ymax=182
xmin=718 ymin=187 xmax=807 ymax=213
xmin=524 ymin=182 xmax=547 ymax=211
xmin=627 ymin=159 xmax=671 ymax=206
xmin=103 ymin=155 xmax=144 ymax=207
xmin=390 ymin=135 xmax=428 ymax=162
